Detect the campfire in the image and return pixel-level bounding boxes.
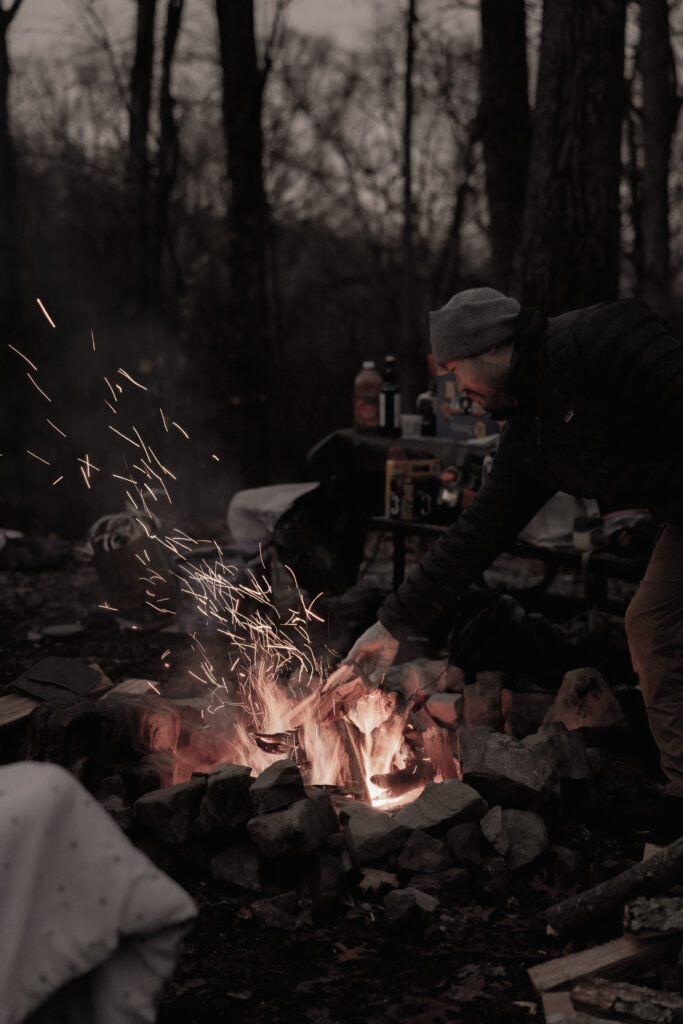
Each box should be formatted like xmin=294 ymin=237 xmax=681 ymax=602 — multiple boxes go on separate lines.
xmin=173 ymin=551 xmax=459 ymax=810
xmin=10 ymin=307 xmax=459 ymax=812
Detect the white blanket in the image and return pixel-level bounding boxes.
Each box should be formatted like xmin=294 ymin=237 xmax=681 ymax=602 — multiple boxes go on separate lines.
xmin=0 ymin=761 xmax=197 ymax=1024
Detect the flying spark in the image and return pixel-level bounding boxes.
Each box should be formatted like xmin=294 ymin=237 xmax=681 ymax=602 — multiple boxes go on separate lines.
xmin=27 ymin=373 xmax=51 ymax=403
xmin=8 ymin=343 xmax=38 ymax=372
xmin=27 ymin=450 xmax=50 ymax=466
xmin=36 ymin=298 xmax=56 ymax=328
xmin=108 ymin=425 xmax=140 ymax=448
xmin=172 ymin=421 xmax=189 ymax=439
xmin=118 ymin=367 xmax=147 ymax=391
xmin=46 ymin=419 xmax=67 ymax=438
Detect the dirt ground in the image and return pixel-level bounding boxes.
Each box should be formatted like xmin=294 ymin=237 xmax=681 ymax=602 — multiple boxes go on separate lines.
xmin=0 ymin=535 xmax=668 ymax=1023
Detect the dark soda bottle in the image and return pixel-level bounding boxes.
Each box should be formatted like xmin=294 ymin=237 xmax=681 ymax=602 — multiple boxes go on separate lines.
xmin=379 ymin=355 xmax=401 ymax=436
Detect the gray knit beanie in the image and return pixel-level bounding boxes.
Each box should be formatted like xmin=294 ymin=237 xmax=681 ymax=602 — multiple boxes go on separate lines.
xmin=429 ymin=287 xmax=521 ymax=365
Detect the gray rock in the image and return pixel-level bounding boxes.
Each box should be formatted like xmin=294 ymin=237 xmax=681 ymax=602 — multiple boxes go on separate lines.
xmin=198 ymin=762 xmax=253 ymax=833
xmin=26 ymin=695 xmax=182 ymax=770
xmin=480 ymin=806 xmax=509 ymax=856
xmin=463 ymin=671 xmax=504 ymax=729
xmin=250 ymin=891 xmax=300 ymax=929
xmin=543 ymin=667 xmax=629 ymax=731
xmin=501 ymin=689 xmax=554 ymax=739
xmin=100 ymin=793 xmax=132 ymax=830
xmin=134 ymin=776 xmax=206 ymax=844
xmin=135 ymin=750 xmax=176 ymax=793
xmin=397 ymin=829 xmax=452 ymax=873
xmin=409 ymin=867 xmax=468 ymax=901
xmin=211 ymin=839 xmax=262 ymax=892
xmin=250 ymin=758 xmax=305 ymax=814
xmin=426 ymin=692 xmax=462 ymax=729
xmin=247 ymin=791 xmax=338 ymax=857
xmin=395 ymin=780 xmax=487 ymax=832
xmin=501 ymin=809 xmax=548 ymax=870
xmin=460 ymin=728 xmax=558 ymax=809
xmin=359 ymin=868 xmax=399 ymax=895
xmin=523 ymin=721 xmax=591 ymax=781
xmin=383 ymin=887 xmax=439 ymax=924
xmin=446 ymin=822 xmax=484 ymax=867
xmin=478 ymin=856 xmax=509 ymax=900
xmin=339 ymin=802 xmax=409 ymax=864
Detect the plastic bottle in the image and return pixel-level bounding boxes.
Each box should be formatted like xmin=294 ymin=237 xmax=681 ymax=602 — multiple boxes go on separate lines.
xmin=379 ymin=354 xmax=401 ymax=436
xmin=353 ymin=360 xmax=382 ymax=432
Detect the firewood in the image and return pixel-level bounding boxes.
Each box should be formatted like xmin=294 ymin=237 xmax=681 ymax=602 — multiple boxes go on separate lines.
xmin=332 ymin=717 xmax=371 ymax=803
xmin=546 ymin=835 xmax=683 ymax=936
xmin=624 ymin=897 xmax=683 ymax=937
xmin=540 ymin=990 xmax=574 ymax=1017
xmin=571 ymin=976 xmax=683 ymax=1022
xmin=411 ymin=706 xmax=460 ymax=782
xmin=528 ymin=934 xmax=678 ymax=994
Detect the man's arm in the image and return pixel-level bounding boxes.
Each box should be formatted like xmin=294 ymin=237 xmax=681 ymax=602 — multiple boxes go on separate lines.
xmin=377 ymin=437 xmax=555 ymax=639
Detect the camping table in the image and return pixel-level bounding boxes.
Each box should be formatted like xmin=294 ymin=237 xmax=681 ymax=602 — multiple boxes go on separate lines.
xmin=369 ymin=515 xmax=650 ymax=608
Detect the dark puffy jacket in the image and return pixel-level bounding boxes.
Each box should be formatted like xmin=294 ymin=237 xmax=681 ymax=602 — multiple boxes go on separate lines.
xmin=379 ymin=299 xmax=683 ymax=639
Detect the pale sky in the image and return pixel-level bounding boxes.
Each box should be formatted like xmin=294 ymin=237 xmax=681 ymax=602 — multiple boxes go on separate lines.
xmin=11 ymin=0 xmax=384 ymax=57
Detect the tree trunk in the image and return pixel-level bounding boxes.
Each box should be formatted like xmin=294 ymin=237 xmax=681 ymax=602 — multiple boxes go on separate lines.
xmin=0 ymin=0 xmax=23 ymax=341
xmin=515 ymin=0 xmax=627 ymax=313
xmin=127 ymin=0 xmax=157 ymax=319
xmin=215 ymin=0 xmax=271 ymax=486
xmin=479 ymin=0 xmax=530 ymax=293
xmin=400 ymin=0 xmax=422 ymax=409
xmin=151 ymin=0 xmax=185 ymax=309
xmin=639 ymin=0 xmax=680 ymax=318
xmin=0 ymin=1 xmax=27 ymax=528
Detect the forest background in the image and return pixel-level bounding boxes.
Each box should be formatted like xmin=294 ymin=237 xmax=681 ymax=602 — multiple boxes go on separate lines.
xmin=0 ymin=0 xmax=681 ymax=537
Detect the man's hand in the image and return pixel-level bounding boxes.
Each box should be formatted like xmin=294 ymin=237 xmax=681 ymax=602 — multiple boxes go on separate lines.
xmin=342 ymin=619 xmax=400 ymax=686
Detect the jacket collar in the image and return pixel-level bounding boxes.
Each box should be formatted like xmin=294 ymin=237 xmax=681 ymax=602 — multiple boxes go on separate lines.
xmin=499 ymin=307 xmax=548 ymax=416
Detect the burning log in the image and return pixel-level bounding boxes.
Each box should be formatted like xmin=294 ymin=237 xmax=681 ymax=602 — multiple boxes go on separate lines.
xmin=318 ymin=663 xmax=375 ymax=726
xmin=252 ymin=730 xmax=299 ymax=757
xmin=370 ymin=761 xmax=435 ymax=800
xmin=409 ymin=706 xmax=460 ymax=782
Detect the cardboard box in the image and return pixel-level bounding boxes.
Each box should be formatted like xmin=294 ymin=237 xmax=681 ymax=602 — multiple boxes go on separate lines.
xmin=387 ymin=458 xmax=442 ymax=522
xmin=435 ymin=373 xmax=500 ymax=441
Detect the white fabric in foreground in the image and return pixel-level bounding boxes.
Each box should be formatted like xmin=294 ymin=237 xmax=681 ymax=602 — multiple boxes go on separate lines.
xmin=227 ymin=482 xmax=320 ymax=543
xmin=0 ymin=761 xmax=197 ymax=1024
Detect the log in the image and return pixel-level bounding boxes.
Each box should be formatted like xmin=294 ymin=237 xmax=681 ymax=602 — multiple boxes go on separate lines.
xmin=571 ymin=977 xmax=683 ymax=1023
xmin=624 ymin=896 xmax=683 ymax=937
xmin=411 ymin=706 xmax=460 ymax=782
xmin=546 ymin=834 xmax=683 ymax=936
xmin=528 ymin=934 xmax=678 ymax=994
xmin=540 ymin=990 xmax=574 ymax=1018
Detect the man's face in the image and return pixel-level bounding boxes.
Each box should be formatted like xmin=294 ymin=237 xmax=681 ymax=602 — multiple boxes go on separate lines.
xmin=444 ymin=353 xmax=514 ymax=414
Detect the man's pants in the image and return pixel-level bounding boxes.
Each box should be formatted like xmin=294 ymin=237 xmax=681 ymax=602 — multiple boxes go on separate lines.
xmin=625 ymin=523 xmax=683 ymax=792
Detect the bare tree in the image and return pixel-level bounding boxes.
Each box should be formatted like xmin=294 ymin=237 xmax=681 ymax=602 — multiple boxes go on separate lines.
xmin=0 ymin=0 xmax=25 ymax=340
xmin=515 ymin=0 xmax=627 ymax=312
xmin=479 ymin=0 xmax=530 ymax=292
xmin=215 ymin=0 xmax=271 ymax=485
xmin=128 ymin=0 xmax=157 ymax=317
xmin=400 ymin=0 xmax=422 ymax=408
xmin=151 ymin=0 xmax=185 ymax=307
xmin=639 ymin=0 xmax=681 ymax=316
